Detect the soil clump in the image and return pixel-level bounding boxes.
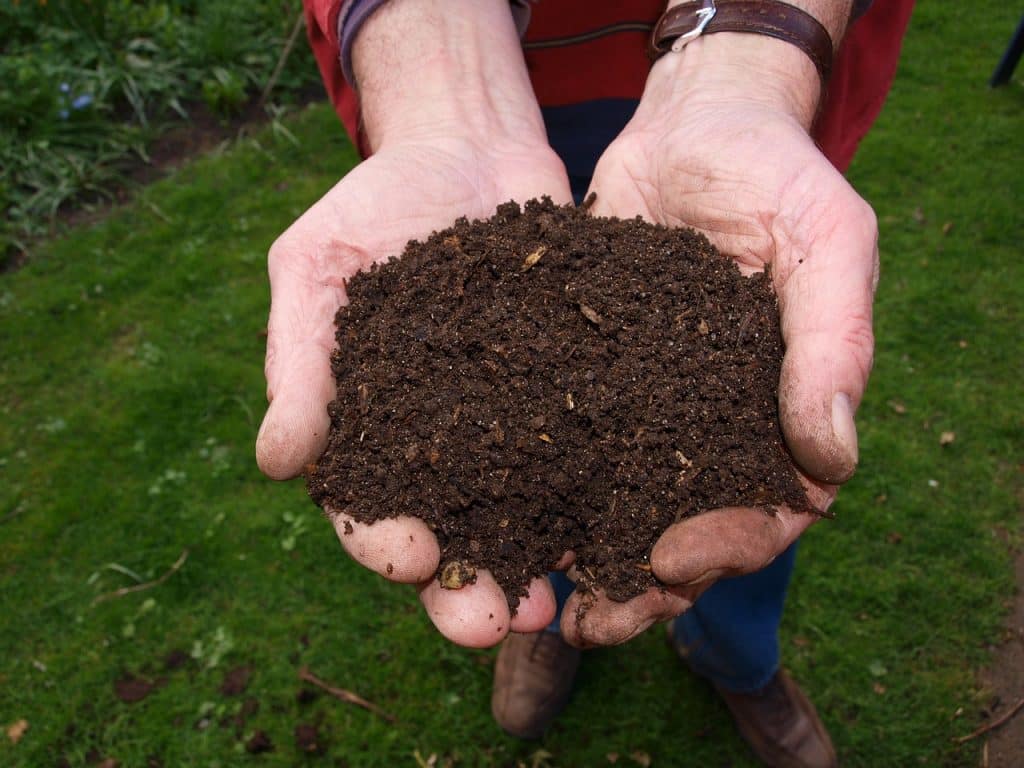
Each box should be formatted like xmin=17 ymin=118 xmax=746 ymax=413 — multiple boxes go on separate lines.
xmin=308 ymin=197 xmax=813 ymax=609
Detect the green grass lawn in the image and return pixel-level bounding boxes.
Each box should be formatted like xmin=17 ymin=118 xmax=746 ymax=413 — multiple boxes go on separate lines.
xmin=1 ymin=3 xmax=1021 ymax=766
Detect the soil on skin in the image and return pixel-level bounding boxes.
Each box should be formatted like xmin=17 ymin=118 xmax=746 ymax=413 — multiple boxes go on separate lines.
xmin=308 ymin=197 xmax=814 ymax=609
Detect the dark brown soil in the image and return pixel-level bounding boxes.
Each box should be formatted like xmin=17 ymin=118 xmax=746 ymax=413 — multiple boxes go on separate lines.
xmin=308 ymin=197 xmax=813 ymax=609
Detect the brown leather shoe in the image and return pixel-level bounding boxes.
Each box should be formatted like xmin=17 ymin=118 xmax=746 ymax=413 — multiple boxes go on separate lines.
xmin=715 ymin=670 xmax=838 ymax=768
xmin=666 ymin=623 xmax=837 ymax=768
xmin=491 ymin=631 xmax=581 ymax=739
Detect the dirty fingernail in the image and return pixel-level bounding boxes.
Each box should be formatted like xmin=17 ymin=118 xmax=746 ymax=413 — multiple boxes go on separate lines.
xmin=831 ymin=392 xmax=859 ymax=478
xmin=681 ymin=568 xmax=724 ymax=587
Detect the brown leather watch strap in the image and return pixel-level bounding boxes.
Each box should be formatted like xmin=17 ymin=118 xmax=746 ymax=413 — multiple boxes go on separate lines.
xmin=649 ymin=0 xmax=834 ymax=85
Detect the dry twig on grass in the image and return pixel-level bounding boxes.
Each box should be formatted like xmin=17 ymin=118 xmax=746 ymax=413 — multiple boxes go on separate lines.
xmin=954 ymin=696 xmax=1024 ymax=744
xmin=260 ymin=10 xmax=306 ymax=107
xmin=92 ymin=549 xmax=188 ymax=605
xmin=298 ymin=666 xmax=397 ymax=723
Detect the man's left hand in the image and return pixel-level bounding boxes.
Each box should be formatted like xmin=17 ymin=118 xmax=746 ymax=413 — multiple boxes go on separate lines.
xmin=561 ymin=32 xmax=878 ymax=647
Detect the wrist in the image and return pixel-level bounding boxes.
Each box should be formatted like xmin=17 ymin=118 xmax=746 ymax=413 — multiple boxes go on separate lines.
xmin=663 ymin=0 xmax=851 ymax=45
xmin=646 ymin=31 xmax=822 ymax=129
xmin=645 ymin=0 xmax=854 ymax=131
xmin=352 ymin=0 xmax=547 ymax=152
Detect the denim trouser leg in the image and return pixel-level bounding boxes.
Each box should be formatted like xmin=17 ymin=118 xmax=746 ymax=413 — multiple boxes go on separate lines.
xmin=546 ymin=543 xmax=798 ymax=693
xmin=546 ymin=570 xmax=577 ymax=633
xmin=668 ymin=542 xmax=798 ymax=693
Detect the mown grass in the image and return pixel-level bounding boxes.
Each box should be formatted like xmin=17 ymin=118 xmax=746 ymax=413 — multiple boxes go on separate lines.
xmin=1 ymin=2 xmax=1022 ymax=766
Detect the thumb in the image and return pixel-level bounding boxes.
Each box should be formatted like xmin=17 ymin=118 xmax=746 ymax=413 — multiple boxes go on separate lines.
xmin=255 ymin=239 xmax=348 ymax=480
xmin=776 ymin=197 xmax=878 ymax=484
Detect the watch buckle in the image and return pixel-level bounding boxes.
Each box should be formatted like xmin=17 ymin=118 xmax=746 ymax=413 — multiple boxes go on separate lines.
xmin=671 ymin=1 xmax=717 ymax=52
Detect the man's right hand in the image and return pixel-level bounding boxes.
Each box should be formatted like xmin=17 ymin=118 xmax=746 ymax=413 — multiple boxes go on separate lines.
xmin=256 ymin=0 xmax=572 ymax=648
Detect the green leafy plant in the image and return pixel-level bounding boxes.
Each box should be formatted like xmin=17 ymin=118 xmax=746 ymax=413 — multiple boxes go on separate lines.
xmin=0 ymin=0 xmax=318 ymax=265
xmin=202 ymin=67 xmax=247 ymax=116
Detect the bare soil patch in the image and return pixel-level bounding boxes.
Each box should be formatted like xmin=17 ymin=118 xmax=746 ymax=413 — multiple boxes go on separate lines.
xmin=979 ymin=543 xmax=1024 ymax=766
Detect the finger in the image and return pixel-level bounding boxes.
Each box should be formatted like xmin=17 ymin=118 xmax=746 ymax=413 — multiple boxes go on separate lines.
xmin=255 ymin=231 xmax=349 ymax=480
xmin=650 ymin=506 xmax=818 ymax=586
xmin=552 ymin=550 xmax=575 ymax=571
xmin=508 ymin=576 xmax=557 ymax=633
xmin=331 ymin=510 xmax=440 ymax=583
xmin=775 ymin=190 xmax=878 ymax=484
xmin=418 ymin=569 xmax=512 ymax=648
xmin=560 ymin=586 xmax=693 ymax=648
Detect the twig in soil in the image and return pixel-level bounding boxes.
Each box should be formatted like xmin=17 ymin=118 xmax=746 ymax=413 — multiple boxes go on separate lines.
xmin=92 ymin=549 xmax=188 ymax=605
xmin=736 ymin=311 xmax=755 ymax=347
xmin=953 ymin=696 xmax=1024 ymax=744
xmin=298 ymin=666 xmax=397 ymax=723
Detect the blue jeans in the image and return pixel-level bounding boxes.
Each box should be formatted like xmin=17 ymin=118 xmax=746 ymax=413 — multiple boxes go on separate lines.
xmin=540 ymin=100 xmax=797 ymax=695
xmin=545 ymin=545 xmax=798 ymax=694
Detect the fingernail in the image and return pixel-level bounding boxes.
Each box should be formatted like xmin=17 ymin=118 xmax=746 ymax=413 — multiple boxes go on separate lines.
xmin=681 ymin=568 xmax=724 ymax=587
xmin=831 ymin=393 xmax=859 ymax=477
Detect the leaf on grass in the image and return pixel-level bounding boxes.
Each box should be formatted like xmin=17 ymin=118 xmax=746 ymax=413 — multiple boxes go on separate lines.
xmin=220 ymin=665 xmax=252 ymax=696
xmin=294 ymin=723 xmax=323 ymax=755
xmin=887 ymin=400 xmax=907 ymax=415
xmin=245 ymin=730 xmax=274 ymax=754
xmin=629 ymin=751 xmax=652 ymax=767
xmin=6 ymin=719 xmax=28 ymax=744
xmin=869 ymin=660 xmax=888 ymax=677
xmin=873 ymin=682 xmax=887 ymax=695
xmin=114 ymin=674 xmax=154 ymax=703
xmin=939 ymin=431 xmax=956 ymax=446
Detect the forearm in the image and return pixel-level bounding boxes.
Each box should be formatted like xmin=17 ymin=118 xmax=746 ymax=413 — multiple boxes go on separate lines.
xmin=642 ymin=0 xmax=856 ymax=130
xmin=352 ymin=0 xmax=546 ymax=151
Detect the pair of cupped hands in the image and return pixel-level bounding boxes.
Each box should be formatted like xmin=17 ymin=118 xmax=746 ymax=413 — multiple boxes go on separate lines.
xmin=255 ymin=64 xmax=878 ymax=649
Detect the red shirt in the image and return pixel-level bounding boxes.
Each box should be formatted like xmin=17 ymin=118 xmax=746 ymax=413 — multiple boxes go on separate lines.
xmin=303 ymin=0 xmax=914 ymax=172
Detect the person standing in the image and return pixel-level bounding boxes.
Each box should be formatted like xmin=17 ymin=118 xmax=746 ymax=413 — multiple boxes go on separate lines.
xmin=257 ymin=2 xmax=914 ymax=765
